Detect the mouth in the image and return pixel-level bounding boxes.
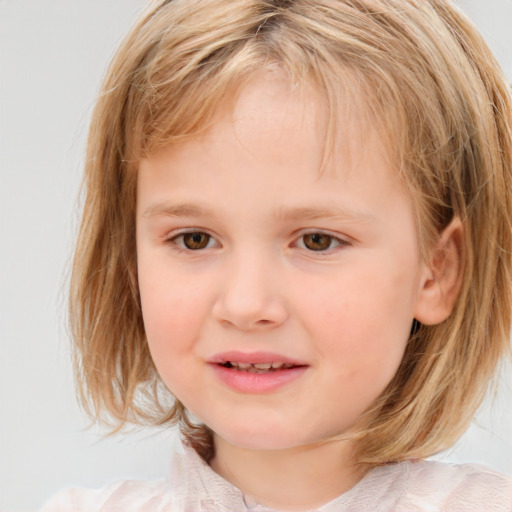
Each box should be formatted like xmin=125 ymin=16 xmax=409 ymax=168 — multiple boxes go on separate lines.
xmin=219 ymin=361 xmax=300 ymax=373
xmin=209 ymin=351 xmax=309 ymax=392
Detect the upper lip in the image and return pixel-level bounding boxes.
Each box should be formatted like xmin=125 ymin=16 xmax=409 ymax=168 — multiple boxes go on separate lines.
xmin=209 ymin=351 xmax=308 ymax=366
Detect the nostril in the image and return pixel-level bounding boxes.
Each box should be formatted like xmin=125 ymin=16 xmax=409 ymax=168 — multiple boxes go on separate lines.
xmin=212 ymin=292 xmax=288 ymax=330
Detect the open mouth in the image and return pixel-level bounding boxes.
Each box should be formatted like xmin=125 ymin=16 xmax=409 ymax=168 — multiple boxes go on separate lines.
xmin=220 ymin=361 xmax=300 ymax=374
xmin=211 ymin=355 xmax=308 ymax=392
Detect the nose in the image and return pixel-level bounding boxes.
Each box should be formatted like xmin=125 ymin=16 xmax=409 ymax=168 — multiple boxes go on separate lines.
xmin=212 ymin=253 xmax=289 ymax=331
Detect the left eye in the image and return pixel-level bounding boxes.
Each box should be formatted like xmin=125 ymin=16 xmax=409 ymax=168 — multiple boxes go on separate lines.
xmin=297 ymin=233 xmax=346 ymax=252
xmin=171 ymin=232 xmax=215 ymax=250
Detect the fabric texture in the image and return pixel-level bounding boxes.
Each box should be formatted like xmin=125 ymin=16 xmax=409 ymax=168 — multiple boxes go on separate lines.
xmin=41 ymin=443 xmax=512 ymax=511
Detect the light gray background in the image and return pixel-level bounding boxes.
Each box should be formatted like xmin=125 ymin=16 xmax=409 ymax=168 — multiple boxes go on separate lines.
xmin=1 ymin=1 xmax=511 ymax=510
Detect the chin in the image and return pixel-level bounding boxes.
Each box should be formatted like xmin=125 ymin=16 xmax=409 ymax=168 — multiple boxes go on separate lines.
xmin=210 ymin=420 xmax=320 ymax=452
xmin=226 ymin=435 xmax=301 ymax=452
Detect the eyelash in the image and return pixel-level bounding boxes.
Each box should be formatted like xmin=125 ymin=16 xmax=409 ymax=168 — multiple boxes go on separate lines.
xmin=168 ymin=231 xmax=218 ymax=251
xmin=166 ymin=230 xmax=350 ymax=253
xmin=294 ymin=232 xmax=350 ymax=252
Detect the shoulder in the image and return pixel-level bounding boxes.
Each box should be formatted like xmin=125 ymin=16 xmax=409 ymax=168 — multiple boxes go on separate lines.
xmin=40 ymin=478 xmax=171 ymax=512
xmin=39 ymin=444 xmax=230 ymax=512
xmin=371 ymin=460 xmax=512 ymax=511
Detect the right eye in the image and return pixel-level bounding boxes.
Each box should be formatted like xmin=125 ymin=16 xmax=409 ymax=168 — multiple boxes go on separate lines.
xmin=293 ymin=231 xmax=350 ymax=252
xmin=170 ymin=231 xmax=216 ymax=250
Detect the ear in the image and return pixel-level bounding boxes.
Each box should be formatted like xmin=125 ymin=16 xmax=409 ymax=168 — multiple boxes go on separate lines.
xmin=414 ymin=217 xmax=465 ymax=325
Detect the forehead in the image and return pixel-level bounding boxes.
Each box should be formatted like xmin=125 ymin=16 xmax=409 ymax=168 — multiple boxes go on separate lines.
xmin=210 ymin=72 xmax=327 ymax=168
xmin=137 ymin=71 xmax=411 ymax=228
xmin=164 ymin=69 xmax=397 ymax=182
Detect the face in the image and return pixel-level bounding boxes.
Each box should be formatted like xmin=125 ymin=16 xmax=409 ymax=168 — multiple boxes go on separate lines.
xmin=136 ymin=72 xmax=429 ymax=451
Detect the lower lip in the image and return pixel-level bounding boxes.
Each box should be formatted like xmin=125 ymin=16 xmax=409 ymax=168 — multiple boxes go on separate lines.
xmin=209 ymin=364 xmax=308 ymax=393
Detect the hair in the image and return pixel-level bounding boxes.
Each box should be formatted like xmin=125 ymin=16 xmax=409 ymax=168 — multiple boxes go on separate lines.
xmin=70 ymin=0 xmax=512 ymax=465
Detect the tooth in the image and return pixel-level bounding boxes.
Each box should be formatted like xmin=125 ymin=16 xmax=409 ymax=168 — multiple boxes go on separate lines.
xmin=271 ymin=362 xmax=284 ymax=369
xmin=283 ymin=363 xmax=294 ymax=369
xmin=237 ymin=362 xmax=252 ymax=370
xmin=247 ymin=366 xmax=259 ymax=373
xmin=253 ymin=363 xmax=272 ymax=370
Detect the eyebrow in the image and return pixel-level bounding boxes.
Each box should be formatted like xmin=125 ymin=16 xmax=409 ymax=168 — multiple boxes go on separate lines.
xmin=143 ymin=201 xmax=375 ymax=224
xmin=143 ymin=202 xmax=214 ymax=218
xmin=274 ymin=206 xmax=375 ymax=224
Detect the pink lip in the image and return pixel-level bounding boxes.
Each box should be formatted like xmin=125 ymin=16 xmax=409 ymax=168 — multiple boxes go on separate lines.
xmin=208 ymin=351 xmax=309 ymax=393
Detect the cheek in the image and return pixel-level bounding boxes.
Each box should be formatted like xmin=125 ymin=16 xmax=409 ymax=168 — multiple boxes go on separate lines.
xmin=138 ymin=274 xmax=209 ymax=403
xmin=298 ymin=258 xmax=416 ymax=379
xmin=137 ymin=253 xmax=209 ymax=364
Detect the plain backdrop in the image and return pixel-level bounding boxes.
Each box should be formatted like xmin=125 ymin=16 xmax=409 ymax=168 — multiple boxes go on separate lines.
xmin=1 ymin=1 xmax=511 ymax=510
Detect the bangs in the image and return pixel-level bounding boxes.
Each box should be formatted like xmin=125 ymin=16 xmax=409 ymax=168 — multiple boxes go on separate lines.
xmin=120 ymin=1 xmax=404 ymax=174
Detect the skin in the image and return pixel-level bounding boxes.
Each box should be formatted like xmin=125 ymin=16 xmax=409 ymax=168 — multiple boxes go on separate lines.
xmin=135 ymin=72 xmax=443 ymax=510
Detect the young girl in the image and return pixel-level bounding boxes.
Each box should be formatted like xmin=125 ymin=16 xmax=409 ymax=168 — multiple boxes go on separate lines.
xmin=43 ymin=0 xmax=512 ymax=510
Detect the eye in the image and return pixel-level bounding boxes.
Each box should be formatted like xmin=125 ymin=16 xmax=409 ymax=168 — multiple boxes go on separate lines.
xmin=170 ymin=231 xmax=216 ymax=250
xmin=297 ymin=232 xmax=347 ymax=252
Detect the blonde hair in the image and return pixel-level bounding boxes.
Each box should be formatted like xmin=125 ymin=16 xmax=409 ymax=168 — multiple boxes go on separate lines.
xmin=70 ymin=0 xmax=512 ymax=465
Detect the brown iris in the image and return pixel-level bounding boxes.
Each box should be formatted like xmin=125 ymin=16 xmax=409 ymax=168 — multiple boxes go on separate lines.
xmin=302 ymin=233 xmax=333 ymax=251
xmin=182 ymin=232 xmax=210 ymax=250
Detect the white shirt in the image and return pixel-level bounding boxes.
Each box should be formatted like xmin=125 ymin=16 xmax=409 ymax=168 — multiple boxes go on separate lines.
xmin=41 ymin=443 xmax=512 ymax=511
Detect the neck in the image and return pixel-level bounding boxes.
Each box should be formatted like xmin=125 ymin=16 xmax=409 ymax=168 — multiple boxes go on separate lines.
xmin=209 ymin=435 xmax=366 ymax=511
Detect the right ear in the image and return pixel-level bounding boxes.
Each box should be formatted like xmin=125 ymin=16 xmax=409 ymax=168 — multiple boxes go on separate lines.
xmin=413 ymin=218 xmax=465 ymax=325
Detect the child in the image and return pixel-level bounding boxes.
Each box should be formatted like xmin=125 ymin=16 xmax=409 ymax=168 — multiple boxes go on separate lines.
xmin=43 ymin=0 xmax=512 ymax=510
